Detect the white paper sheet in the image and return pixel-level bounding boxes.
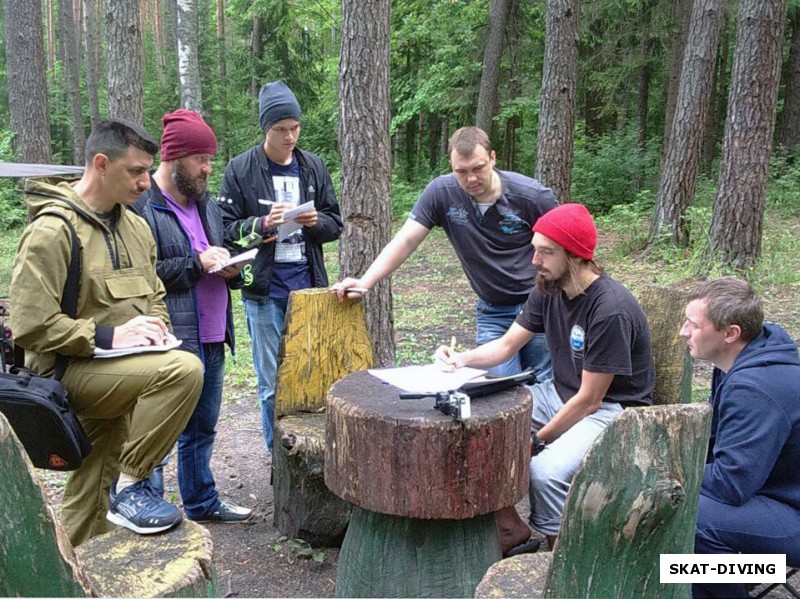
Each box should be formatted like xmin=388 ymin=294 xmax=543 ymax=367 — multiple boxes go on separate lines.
xmin=277 ymin=201 xmax=314 ymax=241
xmin=94 ymin=337 xmax=183 ymax=359
xmin=368 ymin=364 xmax=488 ymax=393
xmin=209 ymin=248 xmax=258 ymax=273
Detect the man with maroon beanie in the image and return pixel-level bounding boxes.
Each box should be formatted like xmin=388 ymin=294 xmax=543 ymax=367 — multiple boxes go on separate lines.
xmin=134 ymin=109 xmax=252 ymax=522
xmin=436 ymin=203 xmax=655 ymax=555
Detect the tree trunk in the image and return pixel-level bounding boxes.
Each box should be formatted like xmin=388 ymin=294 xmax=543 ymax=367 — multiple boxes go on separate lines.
xmin=701 ymin=13 xmax=731 ymax=178
xmin=536 ymin=0 xmax=579 ymax=204
xmin=649 ymin=0 xmax=724 ymax=246
xmin=661 ymin=0 xmax=690 ymax=169
xmin=176 ymin=0 xmax=202 ymax=111
xmin=59 ymin=0 xmax=86 ymax=164
xmin=216 ymin=0 xmax=228 ymax=159
xmin=3 ymin=0 xmax=53 ymax=162
xmin=710 ymin=0 xmax=789 ymax=271
xmin=83 ymin=0 xmax=102 ymax=130
xmin=250 ymin=14 xmax=264 ymax=99
xmin=476 ymin=0 xmax=512 ymax=138
xmin=636 ymin=0 xmax=656 ymax=187
xmin=778 ymin=7 xmax=800 ymax=151
xmin=339 ymin=0 xmax=394 ymax=366
xmin=106 ymin=0 xmax=144 ymax=122
xmin=46 ymin=0 xmax=57 ymax=72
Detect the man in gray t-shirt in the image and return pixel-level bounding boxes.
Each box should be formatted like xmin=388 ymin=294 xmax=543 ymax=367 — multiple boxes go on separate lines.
xmin=334 ymin=126 xmax=558 ymax=379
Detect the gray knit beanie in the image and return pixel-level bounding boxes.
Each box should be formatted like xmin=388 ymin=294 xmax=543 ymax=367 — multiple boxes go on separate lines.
xmin=258 ymin=81 xmax=301 ymax=132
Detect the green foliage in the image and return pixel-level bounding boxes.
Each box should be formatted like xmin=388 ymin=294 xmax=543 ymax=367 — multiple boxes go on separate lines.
xmin=571 ymin=126 xmax=660 ymax=214
xmin=270 ymin=535 xmax=326 ymax=564
xmin=0 ymin=132 xmax=26 ymax=228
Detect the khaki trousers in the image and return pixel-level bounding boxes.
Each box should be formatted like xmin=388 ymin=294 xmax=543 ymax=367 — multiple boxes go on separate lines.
xmin=59 ymin=350 xmax=203 ymax=546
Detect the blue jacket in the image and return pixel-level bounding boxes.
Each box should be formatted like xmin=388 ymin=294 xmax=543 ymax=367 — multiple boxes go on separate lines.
xmin=703 ymin=323 xmax=800 ymax=510
xmin=133 ymin=176 xmax=235 ymax=359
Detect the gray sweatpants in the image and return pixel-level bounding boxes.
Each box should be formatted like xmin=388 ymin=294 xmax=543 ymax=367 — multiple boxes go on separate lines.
xmin=527 ymin=380 xmax=623 ymax=536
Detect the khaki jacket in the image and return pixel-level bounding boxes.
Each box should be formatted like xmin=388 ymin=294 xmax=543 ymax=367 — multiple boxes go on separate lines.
xmin=10 ymin=178 xmax=170 ymax=376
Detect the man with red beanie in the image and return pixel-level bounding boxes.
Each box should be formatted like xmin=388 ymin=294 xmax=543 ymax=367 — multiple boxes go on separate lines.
xmin=133 ymin=108 xmax=252 ymax=523
xmin=436 ymin=202 xmax=655 ymax=556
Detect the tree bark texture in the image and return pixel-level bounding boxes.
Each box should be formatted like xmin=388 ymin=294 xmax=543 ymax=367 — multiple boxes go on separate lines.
xmin=338 ymin=0 xmax=394 ymax=366
xmin=177 ymin=0 xmax=203 ymax=111
xmin=710 ymin=0 xmax=789 ymax=271
xmin=274 ymin=289 xmax=374 ymax=418
xmin=59 ymin=0 xmax=87 ymax=164
xmin=83 ymin=0 xmax=102 ymax=130
xmin=536 ymin=0 xmax=579 ymax=204
xmin=778 ymin=7 xmax=800 ymax=151
xmin=3 ymin=0 xmax=53 ymax=163
xmin=661 ymin=0 xmax=690 ymax=169
xmin=106 ymin=0 xmax=144 ymax=122
xmin=650 ymin=0 xmax=724 ymax=246
xmin=325 ymin=372 xmax=532 ymax=519
xmin=476 ymin=0 xmax=512 ymax=138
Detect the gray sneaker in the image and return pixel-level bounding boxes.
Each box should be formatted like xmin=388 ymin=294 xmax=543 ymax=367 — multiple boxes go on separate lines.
xmin=106 ymin=479 xmax=183 ymax=534
xmin=190 ymin=500 xmax=253 ymax=523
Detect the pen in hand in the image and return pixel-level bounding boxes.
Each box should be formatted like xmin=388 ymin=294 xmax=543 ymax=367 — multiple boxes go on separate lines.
xmin=450 ymin=335 xmax=456 ymax=354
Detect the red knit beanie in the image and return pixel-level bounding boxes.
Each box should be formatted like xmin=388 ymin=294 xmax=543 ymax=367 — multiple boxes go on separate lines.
xmin=160 ymin=109 xmax=217 ymax=161
xmin=532 ymin=203 xmax=597 ymax=261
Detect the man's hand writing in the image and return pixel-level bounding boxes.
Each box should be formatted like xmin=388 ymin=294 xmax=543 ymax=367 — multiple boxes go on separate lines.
xmin=434 ymin=345 xmax=461 ymax=372
xmin=199 ymin=246 xmax=230 ymax=273
xmin=112 ymin=315 xmax=171 ymax=348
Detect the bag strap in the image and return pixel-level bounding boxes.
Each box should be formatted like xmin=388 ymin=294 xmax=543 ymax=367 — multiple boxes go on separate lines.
xmin=17 ymin=211 xmax=82 ymax=381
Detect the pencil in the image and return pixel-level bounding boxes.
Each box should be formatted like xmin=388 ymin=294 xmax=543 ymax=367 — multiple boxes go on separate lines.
xmin=450 ymin=335 xmax=457 ymax=353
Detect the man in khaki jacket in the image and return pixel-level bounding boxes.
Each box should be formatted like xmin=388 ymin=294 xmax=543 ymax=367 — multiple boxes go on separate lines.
xmin=10 ymin=118 xmax=203 ymax=545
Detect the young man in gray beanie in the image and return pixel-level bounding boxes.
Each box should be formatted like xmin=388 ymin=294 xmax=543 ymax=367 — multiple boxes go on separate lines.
xmin=218 ymin=81 xmax=342 ymax=455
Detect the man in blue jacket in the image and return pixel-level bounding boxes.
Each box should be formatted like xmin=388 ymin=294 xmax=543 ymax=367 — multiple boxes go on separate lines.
xmin=218 ymin=81 xmax=342 ymax=454
xmin=135 ymin=109 xmax=252 ymax=523
xmin=680 ymin=277 xmax=800 ymax=598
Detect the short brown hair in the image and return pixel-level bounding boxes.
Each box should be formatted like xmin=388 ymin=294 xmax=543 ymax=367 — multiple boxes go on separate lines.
xmin=447 ymin=127 xmax=492 ymax=158
xmin=688 ymin=277 xmax=764 ymax=342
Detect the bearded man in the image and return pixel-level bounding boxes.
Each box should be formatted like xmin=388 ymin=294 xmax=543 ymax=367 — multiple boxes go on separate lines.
xmin=436 ymin=203 xmax=655 ymax=556
xmin=133 ymin=109 xmax=252 ymax=523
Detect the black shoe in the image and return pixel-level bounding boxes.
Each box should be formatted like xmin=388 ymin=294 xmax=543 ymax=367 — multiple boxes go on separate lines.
xmin=504 ymin=537 xmax=541 ymax=558
xmin=189 ymin=501 xmax=253 ymax=523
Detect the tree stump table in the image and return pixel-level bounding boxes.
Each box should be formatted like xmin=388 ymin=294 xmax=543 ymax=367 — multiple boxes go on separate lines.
xmin=325 ymin=370 xmax=532 ymax=598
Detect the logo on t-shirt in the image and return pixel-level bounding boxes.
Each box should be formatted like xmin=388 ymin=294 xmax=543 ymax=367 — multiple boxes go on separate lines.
xmin=499 ymin=213 xmax=527 ymax=234
xmin=570 ymin=325 xmax=586 ymax=354
xmin=446 ymin=206 xmax=470 ymax=226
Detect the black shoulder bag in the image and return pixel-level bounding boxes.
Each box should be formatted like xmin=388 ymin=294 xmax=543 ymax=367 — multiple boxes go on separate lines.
xmin=0 ymin=212 xmax=92 ymax=470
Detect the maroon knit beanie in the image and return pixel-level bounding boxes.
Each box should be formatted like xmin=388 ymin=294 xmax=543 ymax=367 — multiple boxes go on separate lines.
xmin=160 ymin=109 xmax=217 ymax=161
xmin=532 ymin=203 xmax=597 ymax=261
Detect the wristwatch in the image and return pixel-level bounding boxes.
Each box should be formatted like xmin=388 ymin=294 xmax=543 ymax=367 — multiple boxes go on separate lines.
xmin=531 ymin=431 xmax=547 ymax=453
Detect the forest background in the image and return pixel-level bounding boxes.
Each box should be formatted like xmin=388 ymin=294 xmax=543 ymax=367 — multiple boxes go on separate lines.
xmin=1 ymin=0 xmax=800 ymax=368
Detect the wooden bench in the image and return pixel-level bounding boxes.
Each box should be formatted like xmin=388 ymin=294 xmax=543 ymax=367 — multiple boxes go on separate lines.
xmin=475 ymin=402 xmax=712 ymax=598
xmin=0 ymin=412 xmax=215 ymax=597
xmin=272 ymin=288 xmax=375 ymax=546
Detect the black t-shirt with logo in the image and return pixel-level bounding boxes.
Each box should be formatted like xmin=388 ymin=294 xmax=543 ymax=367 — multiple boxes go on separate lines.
xmin=516 ymin=275 xmax=654 ymax=406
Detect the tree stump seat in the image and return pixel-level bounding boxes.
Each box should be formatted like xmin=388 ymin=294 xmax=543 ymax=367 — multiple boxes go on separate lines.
xmin=325 ymin=370 xmax=533 ymax=598
xmin=272 ymin=289 xmax=375 ymax=546
xmin=0 ymin=412 xmax=215 ymax=598
xmin=476 ymin=403 xmax=712 ymax=599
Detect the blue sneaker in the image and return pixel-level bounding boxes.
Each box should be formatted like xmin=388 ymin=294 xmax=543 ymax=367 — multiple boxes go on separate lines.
xmin=106 ymin=479 xmax=182 ymax=534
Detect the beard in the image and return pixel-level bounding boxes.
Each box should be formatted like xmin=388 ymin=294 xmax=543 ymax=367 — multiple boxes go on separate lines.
xmin=535 ymin=272 xmax=566 ymax=295
xmin=173 ymin=160 xmax=207 ymax=200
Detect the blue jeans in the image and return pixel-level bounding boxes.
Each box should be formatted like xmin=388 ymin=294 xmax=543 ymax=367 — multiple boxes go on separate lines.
xmin=149 ymin=343 xmax=225 ymax=517
xmin=692 ymin=492 xmax=800 ymax=598
xmin=243 ymin=296 xmax=288 ymax=453
xmin=475 ymin=299 xmax=553 ymax=381
xmin=176 ymin=342 xmax=225 ymax=518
